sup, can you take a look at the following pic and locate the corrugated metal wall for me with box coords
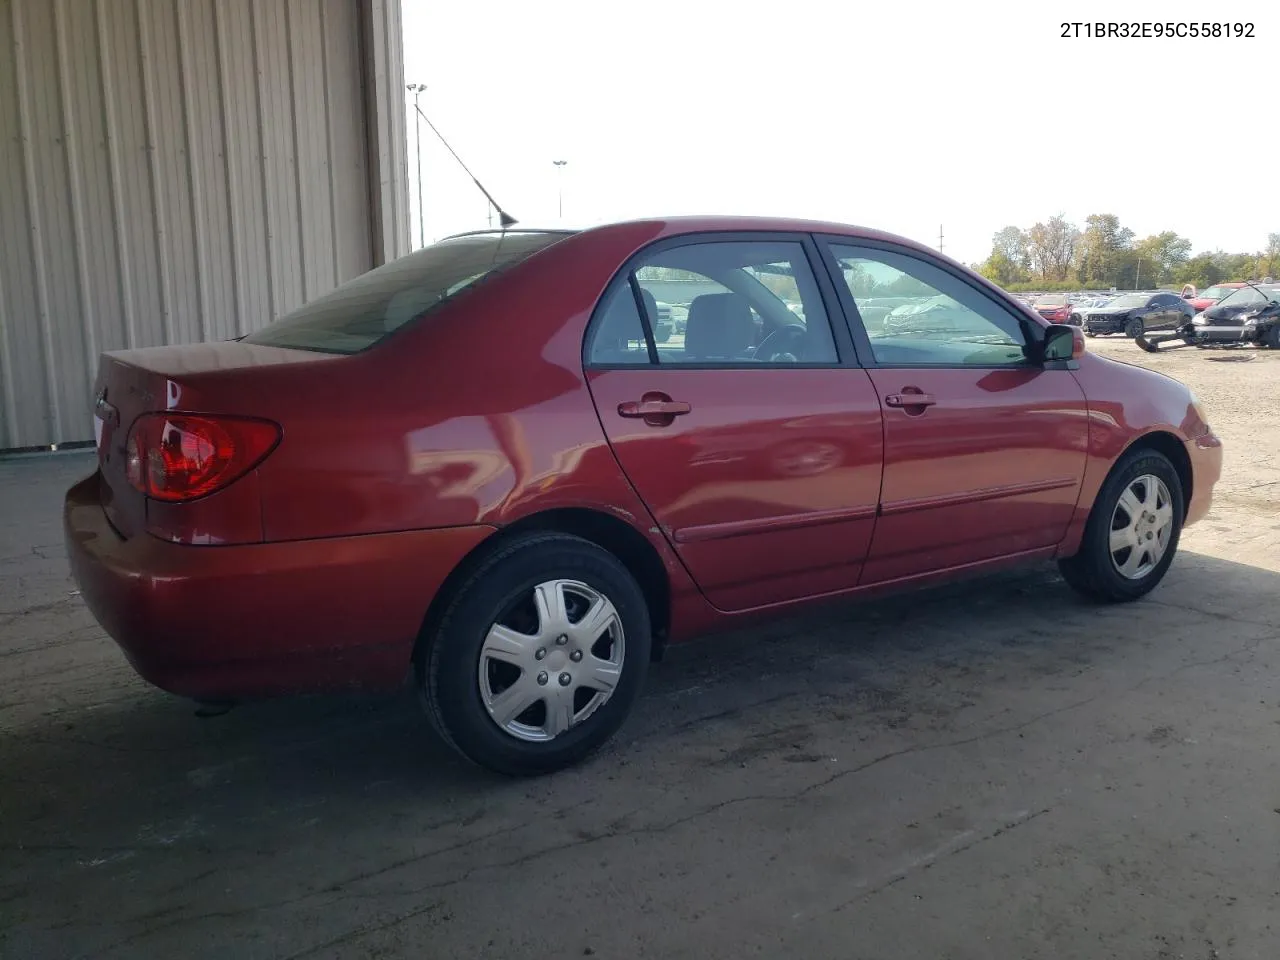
[0,0,408,450]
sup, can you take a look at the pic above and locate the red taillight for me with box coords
[125,414,280,502]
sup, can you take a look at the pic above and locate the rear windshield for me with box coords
[1034,295,1067,306]
[244,231,570,354]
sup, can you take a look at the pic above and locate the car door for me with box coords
[1143,294,1162,331]
[1156,293,1185,329]
[584,235,884,612]
[819,239,1089,584]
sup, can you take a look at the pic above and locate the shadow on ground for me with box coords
[3,539,1279,959]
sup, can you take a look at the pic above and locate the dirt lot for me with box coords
[2,337,1279,960]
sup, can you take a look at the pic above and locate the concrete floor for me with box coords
[3,338,1279,959]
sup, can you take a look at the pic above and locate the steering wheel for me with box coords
[754,323,808,363]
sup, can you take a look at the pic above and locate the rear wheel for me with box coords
[1125,318,1144,338]
[419,533,651,776]
[1084,330,1097,338]
[1058,449,1183,603]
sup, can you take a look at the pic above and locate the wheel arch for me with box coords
[413,508,671,667]
[1121,430,1193,518]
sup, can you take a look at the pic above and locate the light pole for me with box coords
[406,83,427,247]
[552,160,567,222]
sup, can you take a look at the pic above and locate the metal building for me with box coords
[0,0,409,451]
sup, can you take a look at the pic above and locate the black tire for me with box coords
[1125,318,1144,338]
[1084,330,1097,338]
[418,532,651,776]
[1058,449,1184,603]
[1264,324,1280,349]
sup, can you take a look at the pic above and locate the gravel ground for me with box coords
[2,336,1278,959]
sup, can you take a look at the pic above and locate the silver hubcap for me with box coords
[1109,474,1174,580]
[478,579,625,742]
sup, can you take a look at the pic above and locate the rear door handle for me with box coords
[617,399,691,418]
[884,393,936,408]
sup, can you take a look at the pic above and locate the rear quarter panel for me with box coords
[250,223,706,622]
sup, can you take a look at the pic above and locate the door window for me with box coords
[828,244,1033,367]
[586,283,653,365]
[587,241,840,366]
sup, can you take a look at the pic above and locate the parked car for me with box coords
[1185,283,1280,347]
[1081,291,1195,337]
[1070,296,1114,324]
[64,217,1222,776]
[1183,282,1247,313]
[882,294,998,338]
[1032,293,1077,325]
[652,301,674,342]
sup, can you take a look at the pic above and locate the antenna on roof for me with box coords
[412,102,517,229]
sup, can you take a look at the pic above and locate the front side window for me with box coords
[587,240,839,366]
[829,244,1031,367]
[246,232,569,354]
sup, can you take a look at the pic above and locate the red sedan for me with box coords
[65,217,1222,775]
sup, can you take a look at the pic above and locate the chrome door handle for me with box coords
[884,393,937,408]
[617,400,692,418]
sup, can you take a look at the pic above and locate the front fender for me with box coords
[1056,353,1201,557]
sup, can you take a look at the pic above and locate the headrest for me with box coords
[685,293,754,360]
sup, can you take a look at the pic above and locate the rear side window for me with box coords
[245,232,569,354]
[586,239,840,367]
[588,284,653,365]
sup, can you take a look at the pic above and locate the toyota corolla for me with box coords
[64,217,1222,775]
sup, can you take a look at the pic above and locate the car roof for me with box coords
[448,216,947,259]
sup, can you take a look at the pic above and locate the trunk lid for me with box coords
[92,341,339,538]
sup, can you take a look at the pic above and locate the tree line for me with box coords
[974,215,1280,292]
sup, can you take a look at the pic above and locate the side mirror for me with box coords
[1040,323,1083,364]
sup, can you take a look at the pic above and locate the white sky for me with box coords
[402,0,1276,265]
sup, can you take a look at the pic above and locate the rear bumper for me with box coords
[1184,433,1223,528]
[64,471,495,699]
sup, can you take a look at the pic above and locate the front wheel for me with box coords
[419,533,651,776]
[1085,330,1098,338]
[1264,324,1280,349]
[1125,318,1144,338]
[1058,449,1183,603]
